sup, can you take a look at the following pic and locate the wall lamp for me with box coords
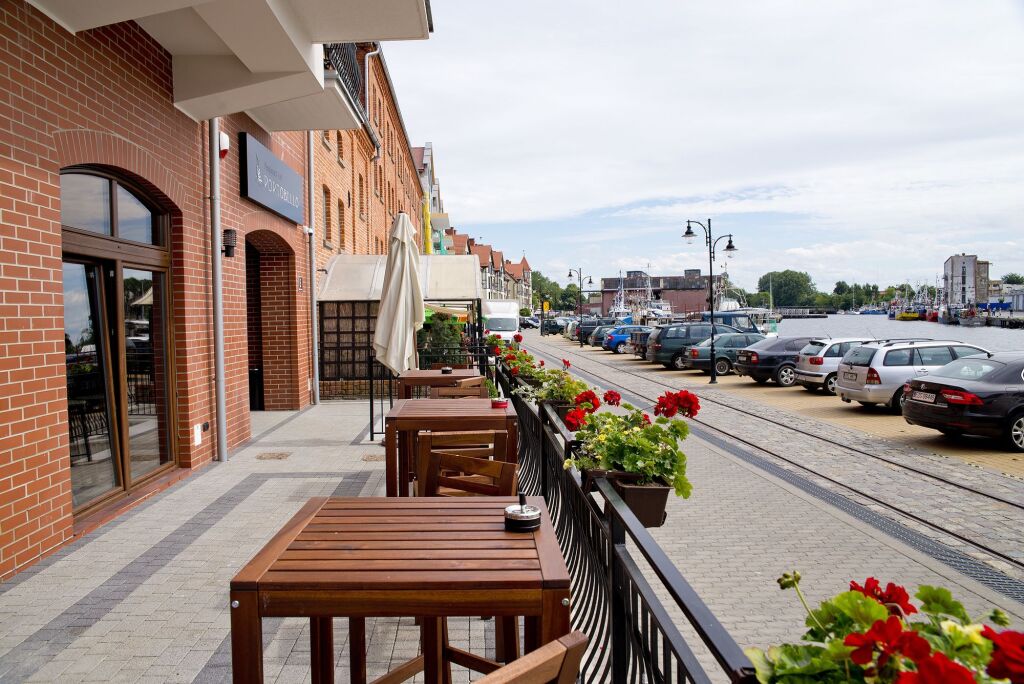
[222,228,238,258]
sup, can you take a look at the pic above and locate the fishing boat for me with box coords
[958,308,985,327]
[896,310,920,321]
[859,305,886,315]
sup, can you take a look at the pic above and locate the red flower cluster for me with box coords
[504,353,516,362]
[653,390,700,418]
[510,367,519,376]
[492,346,502,356]
[640,413,652,426]
[844,616,930,669]
[564,408,588,432]
[538,359,545,367]
[574,390,600,414]
[897,652,976,684]
[562,359,571,370]
[603,390,622,406]
[513,333,523,343]
[984,626,1024,683]
[850,577,918,616]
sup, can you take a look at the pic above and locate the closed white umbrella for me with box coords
[373,213,424,374]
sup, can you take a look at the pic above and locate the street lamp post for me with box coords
[683,219,737,384]
[568,268,593,348]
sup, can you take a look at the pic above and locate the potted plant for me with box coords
[746,571,1023,683]
[566,389,697,527]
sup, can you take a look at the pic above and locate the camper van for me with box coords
[482,300,521,342]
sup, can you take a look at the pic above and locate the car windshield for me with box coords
[843,346,877,366]
[486,318,517,331]
[930,358,1004,381]
[799,341,826,355]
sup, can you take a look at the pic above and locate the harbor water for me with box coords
[776,315,1023,352]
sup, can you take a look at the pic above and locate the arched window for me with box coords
[337,199,345,251]
[59,168,174,511]
[322,186,331,243]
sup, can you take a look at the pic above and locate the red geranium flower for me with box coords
[983,626,1024,683]
[603,390,622,406]
[850,578,918,616]
[574,390,601,414]
[564,408,588,432]
[539,359,545,367]
[513,333,523,343]
[510,367,519,376]
[654,393,678,417]
[504,353,516,362]
[562,359,571,370]
[844,616,930,668]
[492,346,502,355]
[896,652,976,684]
[640,413,651,425]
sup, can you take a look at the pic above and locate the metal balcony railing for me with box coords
[324,43,363,114]
[496,364,757,683]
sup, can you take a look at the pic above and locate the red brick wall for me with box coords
[0,1,311,579]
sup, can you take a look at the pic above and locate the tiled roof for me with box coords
[519,256,531,271]
[450,231,469,255]
[505,260,524,281]
[491,250,503,271]
[469,244,491,268]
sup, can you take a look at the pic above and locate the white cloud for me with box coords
[385,0,1024,289]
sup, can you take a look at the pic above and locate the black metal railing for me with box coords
[367,349,394,442]
[416,343,492,378]
[497,365,756,683]
[324,43,363,112]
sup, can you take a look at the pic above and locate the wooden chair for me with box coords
[430,385,489,398]
[476,632,588,684]
[420,450,517,498]
[455,375,486,388]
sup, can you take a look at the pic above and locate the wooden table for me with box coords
[230,496,571,684]
[396,368,480,399]
[384,399,518,497]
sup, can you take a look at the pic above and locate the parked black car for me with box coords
[576,318,618,343]
[646,322,740,369]
[734,336,816,386]
[519,316,539,329]
[588,325,617,347]
[541,319,565,335]
[902,352,1024,451]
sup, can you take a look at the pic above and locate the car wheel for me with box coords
[823,373,838,396]
[714,358,731,375]
[1006,412,1024,453]
[615,342,626,354]
[774,365,796,387]
[890,389,906,413]
[672,354,686,370]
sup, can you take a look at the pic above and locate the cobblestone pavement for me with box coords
[0,402,496,683]
[522,332,1024,637]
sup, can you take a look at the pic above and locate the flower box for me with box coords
[607,471,670,528]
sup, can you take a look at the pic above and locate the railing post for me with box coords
[539,405,549,499]
[368,351,375,440]
[608,509,629,683]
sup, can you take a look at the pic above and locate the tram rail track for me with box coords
[524,336,1024,579]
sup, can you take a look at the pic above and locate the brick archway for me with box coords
[245,229,300,411]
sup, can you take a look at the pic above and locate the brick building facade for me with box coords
[0,0,430,579]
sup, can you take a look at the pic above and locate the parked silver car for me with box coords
[836,339,988,411]
[794,337,874,395]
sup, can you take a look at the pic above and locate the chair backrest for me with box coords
[455,376,486,388]
[424,430,508,460]
[476,632,588,684]
[420,451,517,497]
[430,385,489,398]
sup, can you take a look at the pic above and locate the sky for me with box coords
[384,1,1024,293]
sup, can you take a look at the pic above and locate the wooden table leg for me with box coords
[421,617,445,684]
[349,618,366,684]
[506,416,519,464]
[385,423,397,497]
[540,589,571,644]
[310,617,334,684]
[494,616,519,663]
[523,616,540,654]
[230,590,263,683]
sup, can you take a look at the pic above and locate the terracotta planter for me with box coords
[607,472,670,528]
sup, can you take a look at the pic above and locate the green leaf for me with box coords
[744,648,776,684]
[915,585,970,623]
[831,591,888,627]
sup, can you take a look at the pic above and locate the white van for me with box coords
[482,300,521,342]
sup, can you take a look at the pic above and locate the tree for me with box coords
[1002,273,1024,285]
[559,283,581,312]
[756,270,818,307]
[519,307,531,317]
[531,271,563,309]
[833,281,850,296]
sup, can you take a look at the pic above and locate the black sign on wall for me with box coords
[238,133,304,224]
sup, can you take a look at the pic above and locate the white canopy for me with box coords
[317,253,483,302]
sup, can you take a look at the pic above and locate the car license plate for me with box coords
[911,390,936,403]
[843,372,857,381]
[738,353,747,362]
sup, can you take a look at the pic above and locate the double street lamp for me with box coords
[683,219,737,384]
[568,268,593,348]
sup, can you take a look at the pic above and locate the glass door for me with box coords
[63,261,122,509]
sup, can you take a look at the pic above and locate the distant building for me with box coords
[600,270,721,316]
[943,254,990,309]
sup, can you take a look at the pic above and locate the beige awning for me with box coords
[317,253,482,302]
